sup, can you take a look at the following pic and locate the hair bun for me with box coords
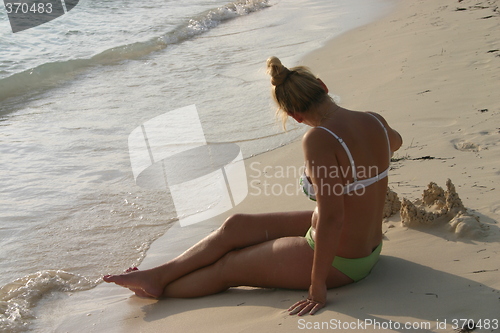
[267,56,291,86]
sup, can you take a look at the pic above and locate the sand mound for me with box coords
[448,211,489,238]
[399,179,488,238]
[383,187,401,218]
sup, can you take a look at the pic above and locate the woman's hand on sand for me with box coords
[288,284,327,316]
[288,298,325,316]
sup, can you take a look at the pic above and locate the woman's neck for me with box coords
[306,100,342,127]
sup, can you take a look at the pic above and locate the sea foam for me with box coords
[0,270,97,332]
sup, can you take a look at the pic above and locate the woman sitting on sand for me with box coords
[104,56,402,316]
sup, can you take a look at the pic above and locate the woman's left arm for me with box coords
[289,129,345,316]
[310,192,344,307]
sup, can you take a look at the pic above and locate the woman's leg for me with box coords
[162,236,353,298]
[104,211,313,297]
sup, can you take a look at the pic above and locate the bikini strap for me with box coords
[316,126,357,182]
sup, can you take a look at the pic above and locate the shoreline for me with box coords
[44,0,500,331]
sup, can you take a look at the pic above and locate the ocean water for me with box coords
[0,0,394,331]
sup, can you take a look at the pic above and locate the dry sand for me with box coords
[48,0,500,331]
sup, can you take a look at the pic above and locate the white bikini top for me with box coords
[300,113,391,200]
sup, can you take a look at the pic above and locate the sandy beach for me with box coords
[47,0,500,332]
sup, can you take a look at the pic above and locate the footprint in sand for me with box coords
[452,140,481,152]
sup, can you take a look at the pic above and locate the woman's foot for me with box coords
[120,267,150,297]
[103,267,164,298]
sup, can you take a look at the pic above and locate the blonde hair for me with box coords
[266,56,330,127]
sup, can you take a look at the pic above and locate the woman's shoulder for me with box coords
[362,111,403,153]
[303,125,329,141]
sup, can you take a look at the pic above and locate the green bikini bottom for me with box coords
[304,227,382,282]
